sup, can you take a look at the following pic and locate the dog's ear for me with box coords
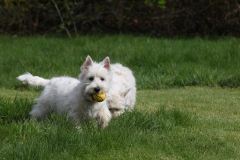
[103,57,110,70]
[122,88,131,97]
[81,55,93,72]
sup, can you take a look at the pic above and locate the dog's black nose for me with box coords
[94,87,101,93]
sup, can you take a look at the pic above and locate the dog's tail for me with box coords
[17,72,50,87]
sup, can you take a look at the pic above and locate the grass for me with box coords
[0,35,240,159]
[1,87,240,159]
[0,35,240,89]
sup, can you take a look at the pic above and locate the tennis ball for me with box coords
[92,93,106,102]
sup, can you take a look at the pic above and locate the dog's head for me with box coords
[79,55,112,102]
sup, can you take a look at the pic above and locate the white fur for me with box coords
[17,72,50,87]
[17,56,136,129]
[108,63,136,117]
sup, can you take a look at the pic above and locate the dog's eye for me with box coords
[100,77,105,81]
[89,77,94,81]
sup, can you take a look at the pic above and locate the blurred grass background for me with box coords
[1,35,240,89]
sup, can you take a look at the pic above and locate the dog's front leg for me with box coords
[96,107,112,130]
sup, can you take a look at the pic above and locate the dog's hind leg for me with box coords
[29,103,53,120]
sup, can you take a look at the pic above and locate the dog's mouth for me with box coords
[83,93,93,102]
[90,94,94,101]
[85,94,95,101]
[85,92,106,102]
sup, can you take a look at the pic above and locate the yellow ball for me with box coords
[92,93,106,102]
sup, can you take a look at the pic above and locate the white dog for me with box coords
[17,56,136,129]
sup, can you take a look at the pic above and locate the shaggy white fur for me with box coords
[17,56,136,129]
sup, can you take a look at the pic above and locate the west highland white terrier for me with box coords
[17,56,136,129]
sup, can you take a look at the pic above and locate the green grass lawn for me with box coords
[0,35,240,89]
[0,35,240,159]
[1,87,240,159]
